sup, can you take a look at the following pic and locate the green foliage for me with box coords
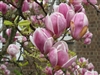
[19,61,28,67]
[4,20,13,26]
[14,16,19,25]
[14,70,22,75]
[18,20,31,26]
[68,50,76,57]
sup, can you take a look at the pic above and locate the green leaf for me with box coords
[19,61,28,67]
[18,20,31,26]
[14,16,19,24]
[14,70,22,75]
[68,50,76,56]
[4,20,13,26]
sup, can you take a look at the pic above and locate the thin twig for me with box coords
[87,0,100,15]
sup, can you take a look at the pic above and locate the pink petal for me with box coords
[57,13,66,37]
[48,48,58,67]
[62,56,77,68]
[57,50,69,66]
[32,28,48,53]
[66,9,75,28]
[44,37,54,54]
[45,15,54,33]
[58,3,70,18]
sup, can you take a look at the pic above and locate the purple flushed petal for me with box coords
[44,37,54,54]
[58,3,70,18]
[87,63,94,70]
[53,41,68,52]
[62,56,77,68]
[57,14,66,37]
[45,15,54,33]
[66,9,75,28]
[84,70,98,75]
[57,48,69,66]
[83,31,93,39]
[54,70,64,75]
[0,1,8,14]
[48,48,58,67]
[22,0,29,12]
[84,38,91,45]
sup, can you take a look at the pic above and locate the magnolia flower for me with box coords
[0,1,8,14]
[84,38,91,45]
[84,71,98,75]
[78,68,87,75]
[6,28,11,36]
[31,14,44,25]
[31,1,40,13]
[45,12,66,37]
[82,0,97,5]
[4,69,10,75]
[30,28,54,54]
[44,67,53,75]
[78,57,88,64]
[7,44,20,56]
[70,12,89,40]
[0,64,7,71]
[48,41,77,70]
[71,3,85,13]
[87,63,94,70]
[56,3,75,28]
[83,31,93,39]
[83,31,93,44]
[22,0,29,12]
[54,70,64,75]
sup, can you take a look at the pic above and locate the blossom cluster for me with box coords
[29,0,97,74]
[0,63,10,75]
[0,0,99,75]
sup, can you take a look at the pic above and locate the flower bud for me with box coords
[0,1,8,14]
[4,69,10,75]
[0,64,7,71]
[70,12,88,40]
[22,0,29,12]
[7,44,20,56]
[84,38,91,45]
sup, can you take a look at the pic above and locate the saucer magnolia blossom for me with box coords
[83,31,93,44]
[56,3,75,28]
[7,44,20,56]
[84,71,98,75]
[48,41,77,70]
[0,1,8,14]
[30,28,54,54]
[70,12,89,40]
[22,0,29,12]
[45,12,66,37]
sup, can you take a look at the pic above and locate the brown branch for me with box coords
[34,0,47,15]
[87,0,100,15]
